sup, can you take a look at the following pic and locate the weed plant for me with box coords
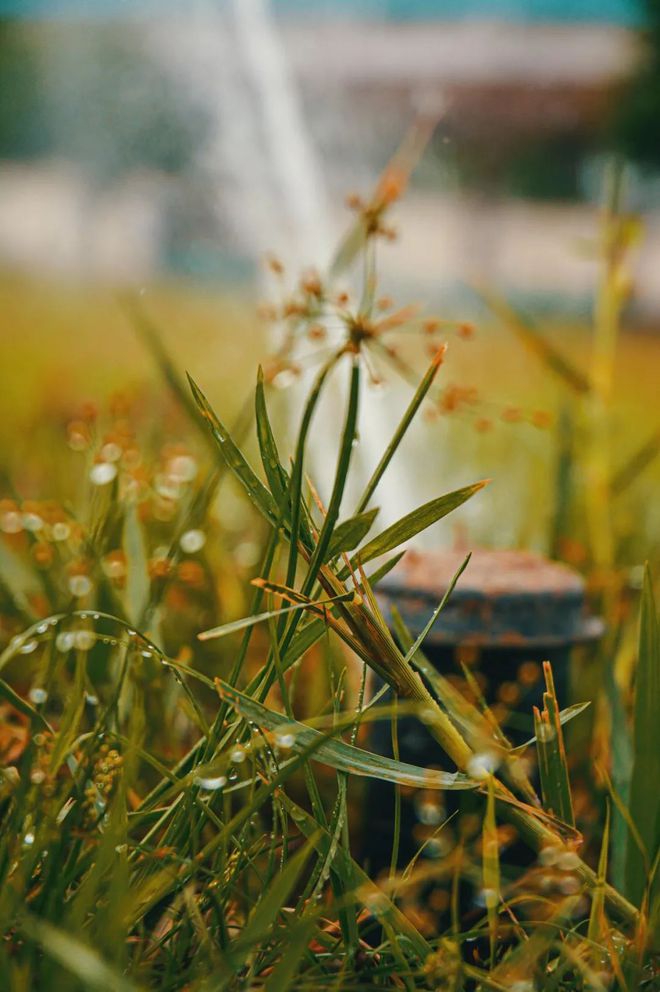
[0,136,658,990]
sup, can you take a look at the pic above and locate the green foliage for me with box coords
[0,159,656,991]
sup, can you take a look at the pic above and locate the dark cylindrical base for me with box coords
[364,644,571,921]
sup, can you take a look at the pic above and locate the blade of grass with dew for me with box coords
[511,701,591,752]
[255,365,290,512]
[300,357,360,594]
[198,591,353,642]
[390,604,501,753]
[215,679,477,791]
[187,373,279,527]
[483,774,501,964]
[625,563,660,908]
[356,345,446,514]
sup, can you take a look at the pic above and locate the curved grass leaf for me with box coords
[187,374,278,527]
[625,563,660,907]
[19,914,141,992]
[325,507,379,562]
[512,701,591,753]
[356,347,446,514]
[349,480,488,570]
[198,591,352,642]
[215,680,477,791]
[255,366,290,511]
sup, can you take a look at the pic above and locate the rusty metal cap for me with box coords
[377,549,604,648]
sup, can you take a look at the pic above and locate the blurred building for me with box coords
[1,0,659,315]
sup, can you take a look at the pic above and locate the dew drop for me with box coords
[467,751,499,780]
[414,796,444,826]
[23,513,44,532]
[23,831,35,847]
[85,692,99,706]
[90,462,117,486]
[557,850,580,871]
[19,639,39,655]
[179,529,206,554]
[52,522,71,541]
[73,630,96,651]
[539,845,560,867]
[69,575,93,598]
[56,632,75,653]
[30,769,46,785]
[168,455,198,482]
[537,723,556,743]
[35,622,49,635]
[0,511,23,534]
[230,745,246,764]
[275,732,295,750]
[28,687,48,705]
[100,442,122,463]
[193,774,227,791]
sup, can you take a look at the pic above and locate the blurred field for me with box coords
[2,268,657,558]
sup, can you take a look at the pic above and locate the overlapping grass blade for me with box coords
[19,914,141,992]
[625,563,660,907]
[534,662,575,827]
[356,346,446,514]
[347,480,488,571]
[215,679,477,790]
[483,775,501,963]
[198,591,352,642]
[325,507,379,561]
[255,365,290,511]
[187,373,279,527]
[478,289,590,394]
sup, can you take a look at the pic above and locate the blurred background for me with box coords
[0,0,659,559]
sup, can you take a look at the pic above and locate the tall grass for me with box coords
[0,144,658,990]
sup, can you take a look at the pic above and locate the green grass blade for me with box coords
[403,553,471,663]
[224,834,319,976]
[198,591,351,642]
[216,680,477,790]
[277,792,432,962]
[588,801,610,943]
[356,347,446,514]
[478,289,590,394]
[122,502,150,627]
[325,507,379,562]
[255,365,290,510]
[534,663,575,826]
[187,373,279,527]
[301,357,360,592]
[19,914,142,992]
[625,563,660,907]
[350,480,488,570]
[483,775,500,963]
